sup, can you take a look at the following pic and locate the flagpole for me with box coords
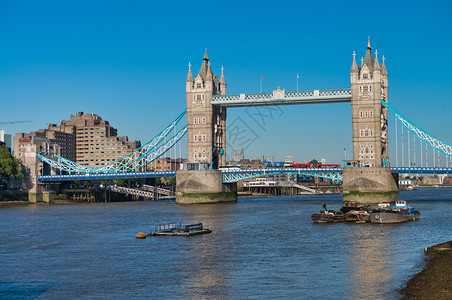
[297,74,298,92]
[260,76,262,93]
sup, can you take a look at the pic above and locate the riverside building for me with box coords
[14,112,140,169]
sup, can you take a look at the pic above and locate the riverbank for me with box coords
[401,240,452,299]
[0,190,28,202]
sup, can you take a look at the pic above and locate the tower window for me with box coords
[363,73,368,79]
[197,83,201,88]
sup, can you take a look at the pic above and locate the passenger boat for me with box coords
[147,222,212,236]
[370,201,420,224]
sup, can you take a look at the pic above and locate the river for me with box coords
[1,187,452,299]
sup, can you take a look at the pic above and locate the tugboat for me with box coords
[370,201,420,224]
[147,222,212,236]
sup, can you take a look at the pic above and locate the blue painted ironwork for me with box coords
[38,171,176,181]
[37,110,187,174]
[222,168,344,183]
[391,167,452,174]
[211,88,351,107]
[383,99,452,157]
[37,166,452,182]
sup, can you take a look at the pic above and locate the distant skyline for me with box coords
[1,1,452,164]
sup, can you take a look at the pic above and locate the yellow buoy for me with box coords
[136,232,146,239]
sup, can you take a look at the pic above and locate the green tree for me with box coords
[0,148,23,180]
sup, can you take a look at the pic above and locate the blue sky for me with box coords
[1,0,451,164]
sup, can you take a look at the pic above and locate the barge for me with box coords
[147,222,212,236]
[370,201,420,224]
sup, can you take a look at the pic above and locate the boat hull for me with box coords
[370,211,420,224]
[344,211,370,222]
[311,211,345,223]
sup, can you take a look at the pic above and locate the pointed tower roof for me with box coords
[220,66,226,84]
[362,38,374,73]
[373,50,380,71]
[206,61,213,81]
[351,51,359,73]
[381,55,387,74]
[197,49,209,81]
[186,62,193,82]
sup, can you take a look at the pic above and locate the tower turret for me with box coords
[186,62,193,91]
[220,66,227,95]
[373,50,380,71]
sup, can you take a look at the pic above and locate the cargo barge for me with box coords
[147,222,212,236]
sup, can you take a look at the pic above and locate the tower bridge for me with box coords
[36,41,452,205]
[177,41,396,204]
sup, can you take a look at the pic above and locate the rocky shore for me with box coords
[401,241,452,299]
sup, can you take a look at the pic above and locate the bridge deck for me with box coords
[37,167,452,182]
[211,88,351,107]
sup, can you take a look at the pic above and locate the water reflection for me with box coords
[346,224,395,299]
[177,203,234,298]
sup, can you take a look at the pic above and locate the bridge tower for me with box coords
[176,51,236,204]
[185,51,227,169]
[343,40,399,205]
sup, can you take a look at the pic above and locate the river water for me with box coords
[1,188,452,299]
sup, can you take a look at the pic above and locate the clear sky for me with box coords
[1,0,451,164]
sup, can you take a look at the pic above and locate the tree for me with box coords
[0,148,23,180]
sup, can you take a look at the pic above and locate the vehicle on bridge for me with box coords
[292,162,340,169]
[219,165,242,171]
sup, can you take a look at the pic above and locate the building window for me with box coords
[197,95,202,101]
[202,118,206,124]
[363,86,369,93]
[360,111,363,118]
[197,83,201,89]
[363,73,368,79]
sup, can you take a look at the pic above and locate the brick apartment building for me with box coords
[14,112,140,168]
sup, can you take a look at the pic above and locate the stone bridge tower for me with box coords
[343,40,399,205]
[185,51,227,170]
[176,51,236,204]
